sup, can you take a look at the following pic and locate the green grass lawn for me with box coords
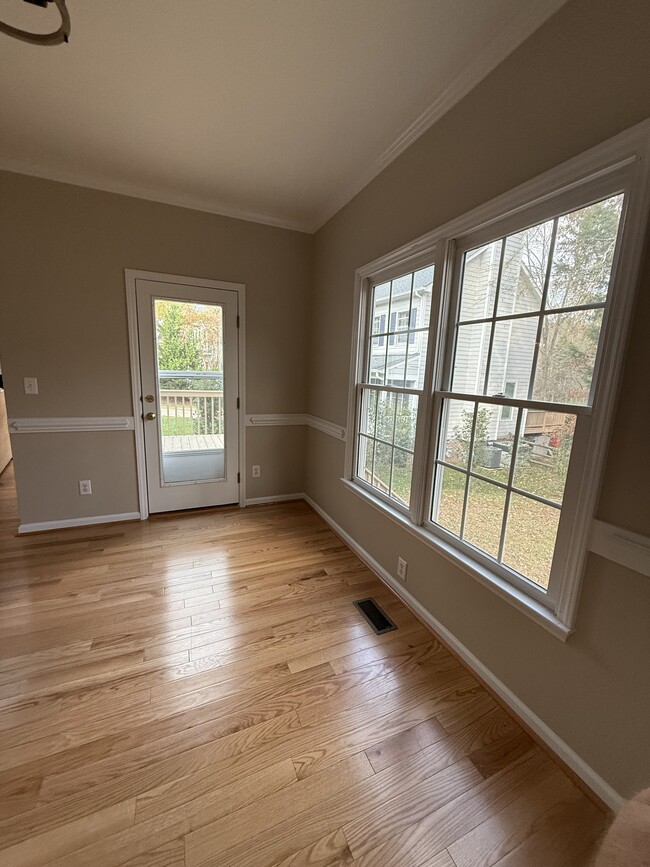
[161,416,196,436]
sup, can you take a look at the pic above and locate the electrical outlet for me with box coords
[79,480,92,496]
[397,557,408,582]
[24,377,38,395]
[252,465,261,478]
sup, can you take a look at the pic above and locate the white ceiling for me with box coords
[0,0,566,232]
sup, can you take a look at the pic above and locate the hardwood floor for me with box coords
[0,462,609,866]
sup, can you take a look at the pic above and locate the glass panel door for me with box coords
[154,299,225,484]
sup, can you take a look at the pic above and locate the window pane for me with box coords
[496,221,552,316]
[413,264,434,334]
[391,449,413,507]
[373,441,392,495]
[359,387,377,436]
[459,240,502,322]
[388,274,413,334]
[486,316,538,398]
[408,330,429,390]
[371,282,390,331]
[439,399,475,469]
[394,394,418,451]
[503,494,560,589]
[514,412,576,504]
[470,403,516,485]
[532,308,603,404]
[452,322,491,393]
[357,435,374,484]
[369,337,388,385]
[546,195,623,310]
[463,478,506,559]
[375,390,396,442]
[434,465,466,536]
[386,339,409,388]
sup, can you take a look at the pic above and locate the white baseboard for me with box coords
[245,492,306,506]
[18,512,141,534]
[303,493,623,811]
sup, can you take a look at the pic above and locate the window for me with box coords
[346,128,649,635]
[501,382,516,419]
[357,267,434,508]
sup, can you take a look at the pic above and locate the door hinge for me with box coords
[237,472,241,483]
[237,397,240,409]
[236,315,240,329]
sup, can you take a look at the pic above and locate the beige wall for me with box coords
[306,0,650,797]
[0,174,311,522]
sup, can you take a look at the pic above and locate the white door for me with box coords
[135,278,240,512]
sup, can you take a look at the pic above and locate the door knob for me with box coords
[145,412,157,421]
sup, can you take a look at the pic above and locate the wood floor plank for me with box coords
[0,465,609,867]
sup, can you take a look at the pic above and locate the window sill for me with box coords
[340,477,571,641]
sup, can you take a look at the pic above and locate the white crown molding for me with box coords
[311,0,568,230]
[0,158,311,234]
[18,512,141,534]
[8,417,135,433]
[246,413,346,440]
[303,492,623,811]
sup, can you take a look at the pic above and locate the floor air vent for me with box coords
[353,597,397,635]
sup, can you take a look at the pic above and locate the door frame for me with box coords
[125,269,246,519]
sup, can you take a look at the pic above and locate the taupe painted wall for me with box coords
[0,174,311,522]
[306,0,650,797]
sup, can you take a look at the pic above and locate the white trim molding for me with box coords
[312,0,568,229]
[246,413,307,427]
[304,493,624,812]
[246,413,346,441]
[0,157,309,234]
[589,519,650,578]
[18,512,141,534]
[245,492,305,506]
[8,417,135,433]
[124,268,248,519]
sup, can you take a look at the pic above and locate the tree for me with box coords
[156,301,203,377]
[526,197,622,403]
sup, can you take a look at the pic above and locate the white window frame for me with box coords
[344,121,650,639]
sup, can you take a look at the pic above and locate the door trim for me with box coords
[125,269,246,519]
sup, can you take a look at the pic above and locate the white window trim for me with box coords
[344,120,650,638]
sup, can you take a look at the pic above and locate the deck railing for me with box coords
[158,371,224,436]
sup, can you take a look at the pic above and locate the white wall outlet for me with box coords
[252,465,261,478]
[397,557,408,582]
[79,480,92,496]
[24,377,38,395]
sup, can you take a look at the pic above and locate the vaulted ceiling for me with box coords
[0,0,566,231]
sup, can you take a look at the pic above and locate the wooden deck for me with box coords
[0,461,610,866]
[162,434,224,453]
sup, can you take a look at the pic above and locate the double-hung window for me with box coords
[346,128,650,636]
